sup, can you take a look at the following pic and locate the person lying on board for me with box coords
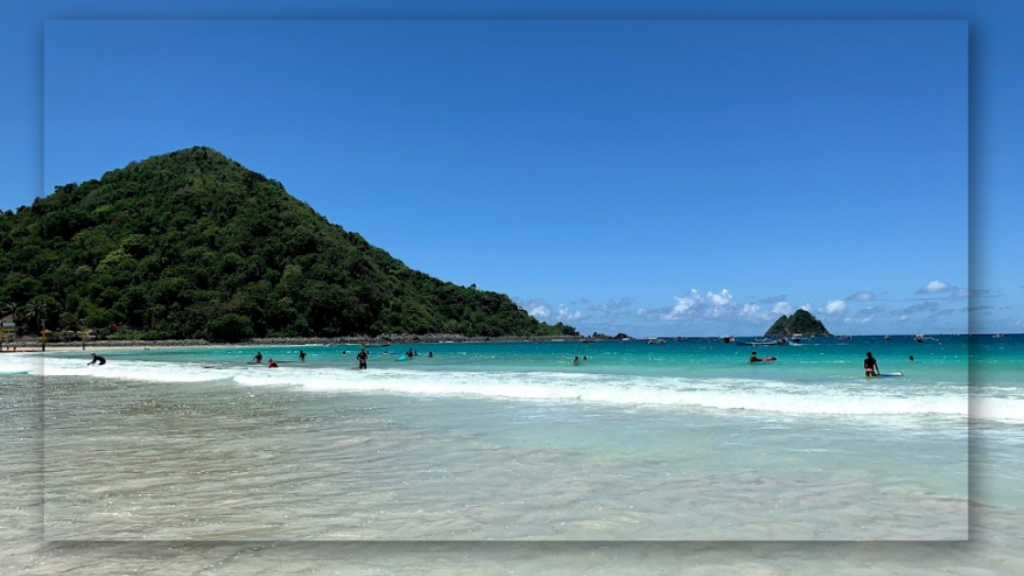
[750,351,776,363]
[87,353,106,366]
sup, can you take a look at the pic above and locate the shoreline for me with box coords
[1,333,615,353]
[1,331,998,354]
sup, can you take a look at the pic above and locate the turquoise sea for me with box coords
[2,334,1021,573]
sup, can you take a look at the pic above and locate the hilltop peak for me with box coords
[3,149,578,340]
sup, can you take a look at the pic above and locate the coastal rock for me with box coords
[764,310,830,337]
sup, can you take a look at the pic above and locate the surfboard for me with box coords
[879,372,904,378]
[396,354,408,361]
[0,370,31,375]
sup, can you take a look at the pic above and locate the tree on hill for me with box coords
[0,146,578,341]
[764,309,830,337]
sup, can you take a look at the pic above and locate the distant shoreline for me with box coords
[1,332,1000,354]
[2,333,620,353]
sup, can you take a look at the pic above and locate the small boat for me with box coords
[721,336,735,344]
[993,333,1007,339]
[647,338,666,345]
[884,335,891,340]
[741,337,787,346]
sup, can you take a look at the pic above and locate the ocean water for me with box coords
[2,335,1022,573]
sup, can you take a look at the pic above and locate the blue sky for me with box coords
[3,2,1020,336]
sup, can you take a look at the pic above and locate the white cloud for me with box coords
[587,297,634,313]
[704,289,737,319]
[662,290,701,320]
[843,306,883,325]
[557,304,581,321]
[661,289,738,320]
[707,289,733,307]
[800,303,813,312]
[953,287,988,298]
[740,300,790,322]
[843,315,873,325]
[635,308,647,317]
[528,304,550,319]
[739,303,768,321]
[846,291,875,301]
[896,301,941,316]
[755,295,788,305]
[823,300,847,315]
[917,280,952,294]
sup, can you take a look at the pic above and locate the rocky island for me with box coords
[764,309,830,338]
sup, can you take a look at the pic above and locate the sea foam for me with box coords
[11,355,1011,423]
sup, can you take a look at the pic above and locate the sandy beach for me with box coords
[2,336,1020,574]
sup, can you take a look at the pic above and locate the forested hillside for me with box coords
[0,147,577,340]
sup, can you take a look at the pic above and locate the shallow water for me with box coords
[2,335,1022,572]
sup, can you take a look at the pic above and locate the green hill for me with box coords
[0,147,578,340]
[764,309,830,337]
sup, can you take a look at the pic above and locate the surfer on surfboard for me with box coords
[750,351,776,363]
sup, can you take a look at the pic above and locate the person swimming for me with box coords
[572,356,580,366]
[268,359,279,368]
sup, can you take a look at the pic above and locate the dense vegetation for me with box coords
[764,309,830,337]
[0,147,578,340]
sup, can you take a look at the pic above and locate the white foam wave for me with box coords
[34,357,229,383]
[233,367,973,420]
[22,356,1017,423]
[970,397,1024,423]
[0,353,44,374]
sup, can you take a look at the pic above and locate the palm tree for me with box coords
[21,296,57,336]
[0,302,14,350]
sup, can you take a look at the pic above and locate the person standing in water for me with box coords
[299,349,306,362]
[253,351,263,364]
[864,352,880,377]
